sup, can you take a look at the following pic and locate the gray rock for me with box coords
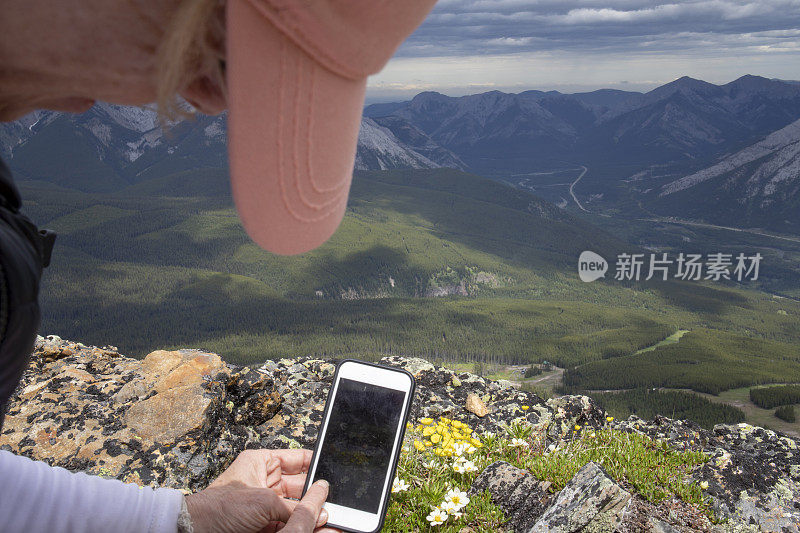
[648,517,680,533]
[721,487,800,533]
[471,461,552,533]
[529,462,631,533]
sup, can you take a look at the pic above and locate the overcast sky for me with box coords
[365,0,800,103]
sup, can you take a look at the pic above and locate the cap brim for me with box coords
[227,0,366,255]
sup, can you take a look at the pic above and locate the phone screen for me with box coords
[312,377,406,513]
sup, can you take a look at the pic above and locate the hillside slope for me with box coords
[651,118,800,231]
[14,165,800,406]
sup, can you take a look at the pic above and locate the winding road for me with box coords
[569,165,589,212]
[641,217,800,244]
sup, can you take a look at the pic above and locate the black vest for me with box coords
[0,157,55,430]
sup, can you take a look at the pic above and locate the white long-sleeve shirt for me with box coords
[0,450,183,533]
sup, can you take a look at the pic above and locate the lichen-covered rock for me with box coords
[471,461,551,532]
[529,462,631,533]
[2,336,800,533]
[0,338,272,489]
[545,395,608,440]
[380,356,547,435]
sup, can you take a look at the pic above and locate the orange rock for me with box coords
[60,367,95,383]
[466,393,490,418]
[141,350,185,378]
[125,386,213,444]
[155,353,225,393]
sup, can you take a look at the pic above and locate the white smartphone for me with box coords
[302,360,415,533]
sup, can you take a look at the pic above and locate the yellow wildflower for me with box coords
[414,440,425,452]
[420,418,434,425]
[425,440,433,447]
[521,405,530,411]
[423,426,435,437]
[431,433,442,444]
[574,425,582,431]
[606,416,614,422]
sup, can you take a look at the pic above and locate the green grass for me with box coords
[524,430,708,507]
[386,415,712,531]
[634,329,689,354]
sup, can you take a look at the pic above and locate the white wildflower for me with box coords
[459,460,477,473]
[426,508,448,526]
[391,477,409,493]
[452,442,468,457]
[443,488,470,511]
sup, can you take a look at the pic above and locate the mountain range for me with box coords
[0,104,453,194]
[2,74,800,231]
[365,75,800,173]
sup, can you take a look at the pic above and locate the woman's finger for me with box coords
[272,449,313,475]
[280,480,329,532]
[279,473,308,499]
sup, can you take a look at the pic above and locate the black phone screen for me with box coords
[312,377,406,513]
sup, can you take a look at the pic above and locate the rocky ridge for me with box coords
[1,336,799,532]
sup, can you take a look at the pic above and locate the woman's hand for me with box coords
[185,449,337,533]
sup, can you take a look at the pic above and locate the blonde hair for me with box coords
[155,0,227,122]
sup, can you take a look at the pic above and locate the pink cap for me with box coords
[226,0,437,255]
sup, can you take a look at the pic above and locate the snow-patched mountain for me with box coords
[368,115,466,170]
[651,118,800,230]
[660,119,800,196]
[0,105,447,192]
[355,118,440,170]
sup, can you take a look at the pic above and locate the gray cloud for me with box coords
[396,0,800,57]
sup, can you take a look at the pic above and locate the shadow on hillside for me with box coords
[45,290,432,361]
[303,245,419,298]
[646,279,750,315]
